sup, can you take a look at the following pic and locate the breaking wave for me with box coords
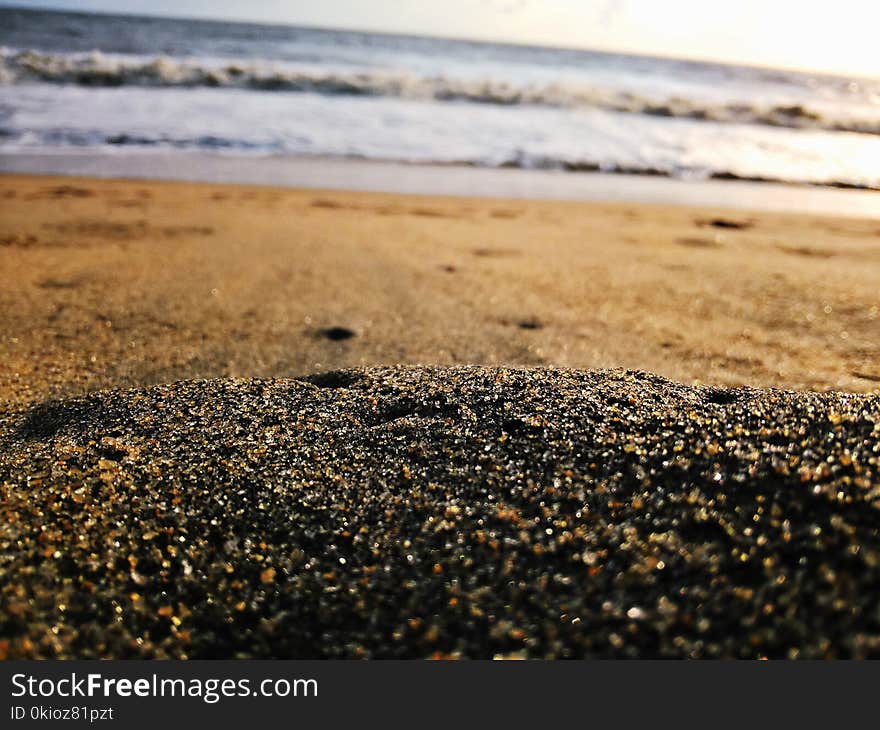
[4,49,880,137]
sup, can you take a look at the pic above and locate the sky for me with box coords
[2,0,879,77]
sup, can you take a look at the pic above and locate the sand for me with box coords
[1,367,878,659]
[1,174,880,659]
[1,174,879,406]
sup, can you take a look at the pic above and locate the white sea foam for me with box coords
[3,84,879,190]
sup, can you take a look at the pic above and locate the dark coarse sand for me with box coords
[1,367,879,659]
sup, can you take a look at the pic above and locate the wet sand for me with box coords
[6,152,880,218]
[1,174,879,659]
[1,174,879,406]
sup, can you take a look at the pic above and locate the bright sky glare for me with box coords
[3,0,879,77]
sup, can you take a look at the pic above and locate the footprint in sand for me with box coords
[777,245,834,259]
[0,233,39,248]
[37,277,86,290]
[676,237,722,249]
[852,371,880,383]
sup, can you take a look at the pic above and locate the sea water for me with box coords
[2,7,879,190]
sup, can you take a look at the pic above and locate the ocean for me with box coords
[2,6,880,191]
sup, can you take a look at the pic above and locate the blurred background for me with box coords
[1,1,879,200]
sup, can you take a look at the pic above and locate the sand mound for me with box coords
[1,367,879,658]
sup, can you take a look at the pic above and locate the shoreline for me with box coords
[2,152,880,219]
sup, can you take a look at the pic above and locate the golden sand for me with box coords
[1,174,878,405]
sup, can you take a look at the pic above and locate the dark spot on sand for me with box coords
[441,265,457,273]
[703,388,739,405]
[518,319,543,330]
[319,326,356,342]
[777,245,834,259]
[302,371,363,389]
[410,208,453,218]
[37,277,84,290]
[700,218,751,230]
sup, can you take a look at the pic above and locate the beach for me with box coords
[1,172,879,658]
